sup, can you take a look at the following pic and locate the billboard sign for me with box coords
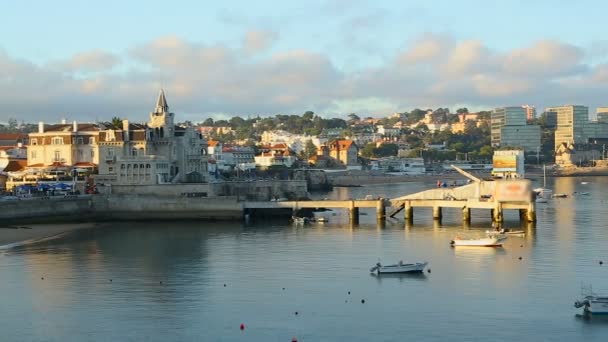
[493,155,517,172]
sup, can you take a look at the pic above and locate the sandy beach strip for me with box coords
[0,222,97,248]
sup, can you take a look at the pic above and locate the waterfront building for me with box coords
[546,105,589,147]
[328,139,358,166]
[26,121,101,172]
[95,90,209,185]
[491,107,541,152]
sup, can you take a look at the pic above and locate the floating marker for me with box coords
[294,311,298,315]
[240,323,245,330]
[600,261,604,265]
[361,299,365,304]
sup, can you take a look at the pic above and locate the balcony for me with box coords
[105,155,116,163]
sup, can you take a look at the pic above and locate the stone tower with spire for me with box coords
[148,89,174,138]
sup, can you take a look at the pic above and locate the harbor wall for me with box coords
[0,196,94,222]
[1,195,244,222]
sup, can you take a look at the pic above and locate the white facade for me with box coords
[261,130,325,153]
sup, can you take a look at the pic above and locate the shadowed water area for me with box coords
[1,177,608,341]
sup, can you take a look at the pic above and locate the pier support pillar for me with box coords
[462,207,471,224]
[404,202,413,223]
[526,201,536,223]
[432,206,442,221]
[376,199,386,221]
[349,201,359,224]
[492,204,503,223]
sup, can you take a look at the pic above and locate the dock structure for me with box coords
[390,166,535,224]
[244,166,536,225]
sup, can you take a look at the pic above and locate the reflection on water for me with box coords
[1,177,608,341]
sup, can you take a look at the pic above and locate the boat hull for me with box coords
[451,238,502,247]
[372,262,427,274]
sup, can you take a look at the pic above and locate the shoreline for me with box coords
[0,222,97,249]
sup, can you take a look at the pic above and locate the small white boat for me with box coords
[575,285,608,315]
[370,261,427,274]
[552,193,568,198]
[451,236,502,247]
[311,216,329,223]
[581,182,589,185]
[292,216,307,224]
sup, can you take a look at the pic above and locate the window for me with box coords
[31,151,37,159]
[121,164,126,169]
[77,150,83,159]
[31,138,37,146]
[132,148,137,156]
[91,150,95,158]
[52,137,63,145]
[76,137,84,144]
[54,151,61,161]
[109,167,114,172]
[89,137,96,145]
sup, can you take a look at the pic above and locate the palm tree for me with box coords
[111,116,122,129]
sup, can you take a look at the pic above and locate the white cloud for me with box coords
[1,32,608,122]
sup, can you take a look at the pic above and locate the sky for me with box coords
[2,0,608,123]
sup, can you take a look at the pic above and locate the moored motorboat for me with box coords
[552,193,568,198]
[450,236,502,247]
[575,285,608,315]
[370,261,428,274]
[292,216,307,224]
[311,216,329,223]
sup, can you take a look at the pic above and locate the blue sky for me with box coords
[2,0,608,122]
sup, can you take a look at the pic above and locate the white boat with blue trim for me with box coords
[370,261,428,274]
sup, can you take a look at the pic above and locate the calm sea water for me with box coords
[2,177,608,341]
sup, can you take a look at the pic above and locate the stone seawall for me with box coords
[1,195,244,222]
[0,196,95,222]
[92,195,243,220]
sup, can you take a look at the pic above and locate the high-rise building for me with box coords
[546,105,588,147]
[491,107,540,152]
[596,107,608,123]
[522,105,536,121]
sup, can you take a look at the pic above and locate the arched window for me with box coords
[132,148,137,156]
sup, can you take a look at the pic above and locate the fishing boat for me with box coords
[450,236,502,247]
[370,261,428,274]
[574,285,608,315]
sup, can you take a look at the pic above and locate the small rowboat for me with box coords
[450,237,502,247]
[370,261,427,274]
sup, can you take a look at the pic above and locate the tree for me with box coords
[456,107,469,114]
[202,118,214,126]
[229,116,246,128]
[7,118,18,130]
[375,143,398,157]
[111,116,122,129]
[303,139,318,159]
[347,113,360,123]
[360,143,376,158]
[303,111,314,121]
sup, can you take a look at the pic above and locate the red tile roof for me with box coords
[3,160,27,172]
